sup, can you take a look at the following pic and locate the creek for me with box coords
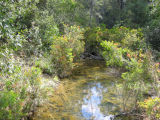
[33,60,136,120]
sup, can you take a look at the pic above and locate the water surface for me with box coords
[33,60,135,120]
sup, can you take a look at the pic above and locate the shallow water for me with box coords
[33,60,135,120]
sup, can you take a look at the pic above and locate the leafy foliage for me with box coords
[122,0,149,28]
[145,0,160,51]
[0,63,42,119]
[84,27,103,54]
[101,41,125,67]
[51,25,84,78]
[100,27,160,112]
[139,97,160,120]
[0,0,160,119]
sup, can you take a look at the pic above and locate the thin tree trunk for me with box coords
[89,0,93,27]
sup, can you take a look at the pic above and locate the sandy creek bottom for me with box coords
[33,60,136,120]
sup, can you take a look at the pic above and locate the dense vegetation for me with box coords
[0,0,160,119]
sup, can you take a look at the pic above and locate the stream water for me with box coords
[33,60,136,120]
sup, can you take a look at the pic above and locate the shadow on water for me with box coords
[33,60,136,120]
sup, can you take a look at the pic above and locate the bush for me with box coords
[103,26,129,43]
[0,0,41,56]
[35,11,59,52]
[84,27,103,54]
[121,29,145,50]
[100,27,160,112]
[100,27,145,67]
[139,97,160,120]
[0,90,23,120]
[83,26,144,55]
[0,60,42,120]
[101,41,125,67]
[35,55,54,75]
[51,25,84,78]
[101,40,150,90]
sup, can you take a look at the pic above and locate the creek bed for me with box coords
[33,60,136,120]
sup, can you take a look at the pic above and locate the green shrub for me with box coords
[35,11,59,52]
[104,27,144,50]
[101,41,125,67]
[51,25,84,78]
[83,26,143,55]
[0,62,42,120]
[35,55,54,75]
[103,26,130,43]
[100,27,160,111]
[0,0,40,55]
[0,90,23,120]
[121,29,145,50]
[84,27,103,54]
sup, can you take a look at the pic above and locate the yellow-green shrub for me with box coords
[139,97,160,120]
[35,55,54,75]
[104,26,129,43]
[83,26,143,55]
[100,27,159,112]
[0,64,42,120]
[51,25,84,78]
[121,29,145,50]
[101,41,125,67]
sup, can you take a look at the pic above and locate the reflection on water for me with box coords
[33,60,134,120]
[81,83,114,120]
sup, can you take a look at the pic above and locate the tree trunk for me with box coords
[89,0,94,27]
